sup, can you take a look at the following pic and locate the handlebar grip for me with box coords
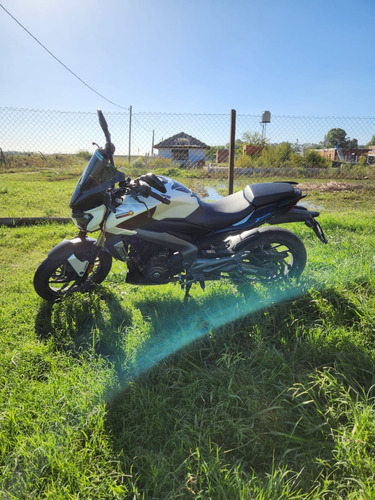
[149,190,171,204]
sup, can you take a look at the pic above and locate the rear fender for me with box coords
[269,205,318,224]
[269,205,327,243]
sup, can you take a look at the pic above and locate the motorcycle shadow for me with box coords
[34,278,370,379]
[33,279,289,378]
[104,282,375,488]
[34,287,133,370]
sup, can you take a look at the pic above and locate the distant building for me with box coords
[154,132,210,167]
[315,147,370,164]
[216,149,229,163]
[368,145,375,164]
[243,145,264,156]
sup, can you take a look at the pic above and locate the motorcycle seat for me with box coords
[248,182,301,207]
[186,186,252,230]
[187,183,300,230]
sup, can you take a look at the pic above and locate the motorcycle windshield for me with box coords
[70,150,124,210]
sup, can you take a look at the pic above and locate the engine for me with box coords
[143,253,171,283]
[126,238,183,285]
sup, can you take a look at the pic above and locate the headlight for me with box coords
[71,212,93,230]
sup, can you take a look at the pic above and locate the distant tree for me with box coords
[324,128,349,148]
[366,135,375,147]
[348,138,358,149]
[242,131,268,146]
[309,142,324,150]
[224,138,244,156]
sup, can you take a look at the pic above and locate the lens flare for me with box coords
[125,278,311,380]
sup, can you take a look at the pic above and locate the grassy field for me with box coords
[1,163,375,498]
[2,154,375,217]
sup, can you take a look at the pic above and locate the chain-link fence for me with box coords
[1,106,375,218]
[1,106,375,160]
[0,107,233,161]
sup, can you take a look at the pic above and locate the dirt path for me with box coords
[298,181,367,192]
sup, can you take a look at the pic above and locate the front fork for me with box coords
[70,205,112,282]
[72,227,106,282]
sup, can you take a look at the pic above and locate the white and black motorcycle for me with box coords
[34,109,327,302]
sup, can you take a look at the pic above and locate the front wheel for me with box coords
[234,227,307,282]
[33,251,112,301]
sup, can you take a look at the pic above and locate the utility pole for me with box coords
[128,105,132,165]
[0,148,6,166]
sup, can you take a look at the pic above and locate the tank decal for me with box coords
[115,210,134,219]
[116,207,157,230]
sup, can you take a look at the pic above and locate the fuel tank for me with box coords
[105,176,200,235]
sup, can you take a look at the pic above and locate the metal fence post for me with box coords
[228,109,236,195]
[128,105,132,165]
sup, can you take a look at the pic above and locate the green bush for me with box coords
[357,155,368,167]
[301,149,330,169]
[148,157,174,170]
[75,150,92,162]
[257,142,295,167]
[5,153,76,172]
[131,157,146,169]
[235,154,258,168]
[152,166,208,179]
[8,154,44,170]
[235,145,332,170]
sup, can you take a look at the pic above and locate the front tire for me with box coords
[234,227,307,282]
[34,251,112,301]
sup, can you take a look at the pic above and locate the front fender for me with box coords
[48,236,97,263]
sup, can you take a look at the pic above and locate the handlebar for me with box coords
[95,111,171,206]
[148,189,171,204]
[116,179,171,205]
[136,180,170,204]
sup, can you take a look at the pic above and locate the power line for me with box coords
[0,3,129,111]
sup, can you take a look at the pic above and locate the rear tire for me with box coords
[234,227,307,282]
[34,251,112,301]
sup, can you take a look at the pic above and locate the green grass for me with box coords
[2,154,375,217]
[1,170,375,497]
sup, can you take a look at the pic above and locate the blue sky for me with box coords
[1,0,374,116]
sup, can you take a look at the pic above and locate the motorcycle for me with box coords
[33,109,327,302]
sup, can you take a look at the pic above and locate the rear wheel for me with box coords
[234,227,307,282]
[33,251,112,301]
